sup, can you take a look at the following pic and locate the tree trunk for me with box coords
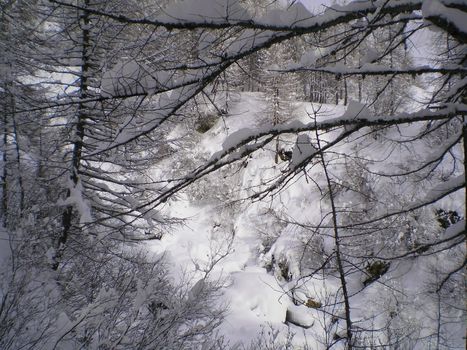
[343,77,348,106]
[12,113,24,217]
[54,0,91,270]
[315,122,353,349]
[2,99,8,227]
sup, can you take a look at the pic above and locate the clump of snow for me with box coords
[422,0,467,37]
[423,174,465,204]
[286,303,315,328]
[221,127,255,151]
[58,178,92,225]
[341,99,371,119]
[259,2,313,27]
[226,29,283,56]
[160,0,251,23]
[282,2,314,25]
[361,47,379,64]
[291,133,316,168]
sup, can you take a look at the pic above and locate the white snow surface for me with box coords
[147,92,465,348]
[422,0,467,35]
[147,93,347,346]
[161,0,251,23]
[291,133,316,168]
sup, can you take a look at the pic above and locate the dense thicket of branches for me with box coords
[0,0,465,349]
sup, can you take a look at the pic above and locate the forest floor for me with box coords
[147,93,349,347]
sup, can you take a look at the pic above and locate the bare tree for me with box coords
[2,0,465,348]
[62,1,463,348]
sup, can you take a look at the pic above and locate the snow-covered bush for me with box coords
[0,228,227,350]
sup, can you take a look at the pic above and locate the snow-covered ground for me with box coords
[147,92,350,347]
[146,91,465,349]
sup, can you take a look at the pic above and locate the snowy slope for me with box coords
[147,92,350,347]
[147,91,464,349]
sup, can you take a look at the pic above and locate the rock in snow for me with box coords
[285,304,315,329]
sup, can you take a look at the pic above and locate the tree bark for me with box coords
[314,118,353,349]
[54,0,90,270]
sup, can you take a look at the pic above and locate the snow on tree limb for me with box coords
[285,65,467,77]
[422,0,467,44]
[49,0,423,33]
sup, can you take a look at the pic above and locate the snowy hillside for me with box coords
[1,1,465,349]
[147,92,464,348]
